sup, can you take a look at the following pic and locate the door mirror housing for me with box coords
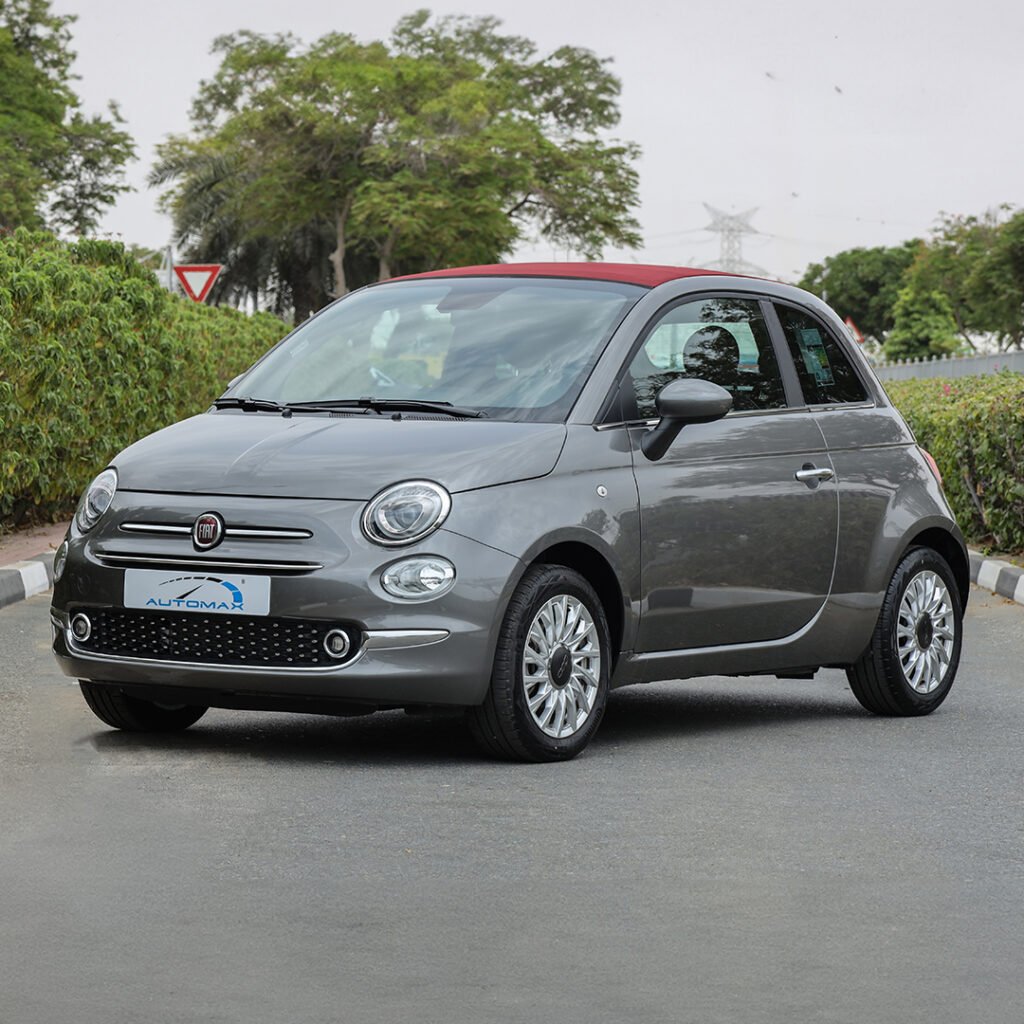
[640,378,733,461]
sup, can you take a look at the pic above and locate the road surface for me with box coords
[2,589,1022,1023]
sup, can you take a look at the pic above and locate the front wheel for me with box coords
[847,547,963,716]
[80,681,208,732]
[467,565,611,762]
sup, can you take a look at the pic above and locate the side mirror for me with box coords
[640,378,733,461]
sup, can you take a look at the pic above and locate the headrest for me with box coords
[683,326,740,377]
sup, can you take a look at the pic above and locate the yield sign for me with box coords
[173,264,223,302]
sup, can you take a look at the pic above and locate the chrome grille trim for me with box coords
[95,553,324,572]
[120,522,313,540]
[120,523,191,534]
[226,527,313,539]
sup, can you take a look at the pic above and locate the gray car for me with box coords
[50,263,968,761]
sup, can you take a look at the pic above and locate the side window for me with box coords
[627,296,787,418]
[774,304,868,405]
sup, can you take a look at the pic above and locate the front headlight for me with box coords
[74,468,117,533]
[362,480,451,546]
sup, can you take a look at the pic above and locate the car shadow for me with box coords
[84,678,866,768]
[595,682,865,747]
[86,707,481,767]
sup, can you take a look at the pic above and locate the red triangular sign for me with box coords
[844,316,865,345]
[173,264,223,302]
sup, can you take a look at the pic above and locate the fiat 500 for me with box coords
[51,263,968,761]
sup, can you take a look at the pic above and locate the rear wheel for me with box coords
[79,681,208,732]
[847,547,963,716]
[467,565,611,762]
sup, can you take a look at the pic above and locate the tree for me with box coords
[0,0,134,234]
[970,208,1024,350]
[899,211,1004,351]
[882,208,1024,353]
[798,241,919,345]
[884,286,961,361]
[151,11,642,323]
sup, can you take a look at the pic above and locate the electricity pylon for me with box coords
[703,204,766,275]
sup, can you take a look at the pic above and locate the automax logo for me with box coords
[144,575,246,612]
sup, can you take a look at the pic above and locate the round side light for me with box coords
[381,557,456,600]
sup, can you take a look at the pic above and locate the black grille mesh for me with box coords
[77,608,357,667]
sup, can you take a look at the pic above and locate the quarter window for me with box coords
[774,304,868,405]
[627,296,787,419]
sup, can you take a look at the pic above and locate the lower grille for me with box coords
[73,608,359,668]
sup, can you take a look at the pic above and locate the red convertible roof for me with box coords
[392,262,733,289]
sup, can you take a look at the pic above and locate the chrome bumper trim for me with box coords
[364,629,450,650]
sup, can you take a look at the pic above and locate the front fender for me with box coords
[441,424,641,651]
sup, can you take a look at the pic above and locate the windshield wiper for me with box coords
[286,398,485,419]
[212,396,290,413]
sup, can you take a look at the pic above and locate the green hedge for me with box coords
[0,230,287,525]
[3,233,1021,552]
[886,372,1024,553]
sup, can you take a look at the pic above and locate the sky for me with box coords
[56,0,1024,282]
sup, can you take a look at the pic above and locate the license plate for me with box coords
[123,568,270,616]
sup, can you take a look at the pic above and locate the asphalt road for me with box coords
[2,589,1022,1024]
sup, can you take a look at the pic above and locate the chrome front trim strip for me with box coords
[120,523,313,540]
[95,553,324,572]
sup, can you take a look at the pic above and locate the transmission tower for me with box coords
[702,204,765,275]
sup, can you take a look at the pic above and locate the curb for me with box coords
[1,547,1022,613]
[0,551,55,611]
[969,550,1024,606]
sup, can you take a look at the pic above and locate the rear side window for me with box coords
[774,304,868,405]
[627,296,787,418]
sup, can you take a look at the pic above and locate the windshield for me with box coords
[226,276,645,422]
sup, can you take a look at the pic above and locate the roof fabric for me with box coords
[391,262,732,288]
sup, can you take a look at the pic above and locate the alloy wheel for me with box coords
[895,569,956,694]
[522,594,601,739]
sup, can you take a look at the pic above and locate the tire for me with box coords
[79,681,208,732]
[847,547,963,716]
[467,565,611,762]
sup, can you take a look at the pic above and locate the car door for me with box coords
[622,294,838,651]
[770,299,910,604]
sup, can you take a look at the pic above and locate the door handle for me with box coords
[794,466,834,483]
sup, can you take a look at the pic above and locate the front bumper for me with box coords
[50,491,521,709]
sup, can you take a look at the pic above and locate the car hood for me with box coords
[114,412,567,500]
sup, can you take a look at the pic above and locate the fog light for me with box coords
[53,541,68,582]
[70,613,92,643]
[381,556,456,599]
[323,628,352,660]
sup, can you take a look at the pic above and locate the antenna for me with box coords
[702,204,765,275]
